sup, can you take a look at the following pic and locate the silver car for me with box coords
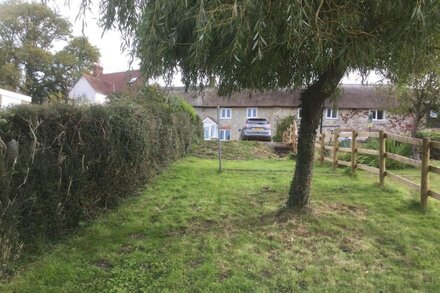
[240,118,272,141]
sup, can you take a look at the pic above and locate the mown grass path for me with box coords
[2,157,440,292]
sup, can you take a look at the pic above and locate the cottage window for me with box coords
[203,117,218,140]
[297,108,302,119]
[370,109,385,121]
[430,110,438,118]
[220,129,231,140]
[247,108,258,118]
[325,108,338,119]
[221,108,232,119]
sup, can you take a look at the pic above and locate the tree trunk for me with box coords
[287,63,345,209]
[411,111,421,160]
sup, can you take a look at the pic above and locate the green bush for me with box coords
[417,129,440,160]
[273,115,295,142]
[0,86,202,277]
[339,138,412,169]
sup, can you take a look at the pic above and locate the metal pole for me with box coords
[217,105,222,173]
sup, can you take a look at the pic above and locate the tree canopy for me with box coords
[0,0,100,103]
[98,1,440,94]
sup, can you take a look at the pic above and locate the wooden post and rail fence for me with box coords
[282,121,298,155]
[314,130,440,208]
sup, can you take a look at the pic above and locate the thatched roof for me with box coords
[170,84,397,109]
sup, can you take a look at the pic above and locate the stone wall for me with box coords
[321,109,414,134]
[195,106,414,140]
[195,107,298,140]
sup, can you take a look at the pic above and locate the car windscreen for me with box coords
[246,119,269,125]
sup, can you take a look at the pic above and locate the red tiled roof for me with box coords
[84,70,143,95]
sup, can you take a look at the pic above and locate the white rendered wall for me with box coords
[69,77,97,103]
[0,89,32,108]
[95,93,108,104]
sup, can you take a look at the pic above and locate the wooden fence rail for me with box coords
[314,130,440,209]
[282,121,298,155]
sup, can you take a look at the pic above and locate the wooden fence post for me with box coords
[320,133,325,164]
[351,131,357,173]
[332,132,339,170]
[379,130,386,187]
[421,137,431,209]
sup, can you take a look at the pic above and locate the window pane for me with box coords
[326,108,331,118]
[226,130,231,140]
[332,109,337,118]
[377,110,384,120]
[247,108,256,118]
[204,127,209,139]
[221,108,231,118]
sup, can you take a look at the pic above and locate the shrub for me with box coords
[417,129,440,160]
[360,138,412,169]
[273,115,295,142]
[0,86,202,277]
[338,138,412,169]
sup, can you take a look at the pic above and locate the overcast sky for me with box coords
[49,0,382,86]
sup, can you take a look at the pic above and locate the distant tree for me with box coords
[93,1,440,208]
[50,37,101,102]
[392,72,440,138]
[0,1,99,103]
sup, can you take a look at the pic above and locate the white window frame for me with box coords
[246,107,258,118]
[202,117,218,140]
[220,108,232,119]
[430,110,438,118]
[219,129,231,141]
[370,109,386,121]
[325,108,338,120]
[297,108,302,119]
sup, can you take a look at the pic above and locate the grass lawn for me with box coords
[2,143,440,291]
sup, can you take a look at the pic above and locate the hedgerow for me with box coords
[0,86,202,278]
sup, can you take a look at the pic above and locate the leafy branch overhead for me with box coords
[97,1,440,94]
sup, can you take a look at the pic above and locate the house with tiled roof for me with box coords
[68,64,143,104]
[173,85,420,141]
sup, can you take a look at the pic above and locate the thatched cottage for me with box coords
[175,84,418,141]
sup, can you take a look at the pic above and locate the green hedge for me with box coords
[417,129,440,160]
[0,86,202,277]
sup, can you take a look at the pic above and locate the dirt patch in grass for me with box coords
[93,259,113,270]
[119,244,135,254]
[128,232,146,240]
[312,202,368,217]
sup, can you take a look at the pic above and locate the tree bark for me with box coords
[411,110,421,160]
[287,62,346,209]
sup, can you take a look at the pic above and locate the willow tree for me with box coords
[94,1,440,208]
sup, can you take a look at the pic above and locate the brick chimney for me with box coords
[92,64,103,77]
